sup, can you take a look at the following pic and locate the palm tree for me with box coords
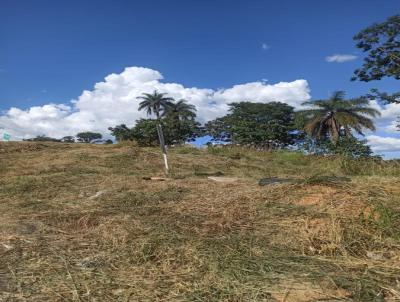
[297,91,380,143]
[137,91,175,175]
[137,91,174,120]
[163,99,197,121]
[163,99,197,144]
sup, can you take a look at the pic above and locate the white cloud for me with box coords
[366,135,400,153]
[343,99,400,154]
[0,66,311,140]
[325,54,358,63]
[368,100,400,133]
[261,43,270,50]
[214,80,310,109]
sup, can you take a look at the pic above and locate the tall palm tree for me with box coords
[163,99,197,121]
[137,91,175,175]
[163,99,197,144]
[297,91,380,143]
[137,91,174,120]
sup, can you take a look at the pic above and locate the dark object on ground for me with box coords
[258,177,295,186]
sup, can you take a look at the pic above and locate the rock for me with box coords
[366,251,387,260]
[142,177,169,181]
[258,177,294,186]
[208,177,239,183]
[88,190,106,200]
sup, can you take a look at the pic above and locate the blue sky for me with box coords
[1,0,400,157]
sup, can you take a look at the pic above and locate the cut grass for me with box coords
[0,142,399,301]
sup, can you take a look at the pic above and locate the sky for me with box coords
[1,0,400,157]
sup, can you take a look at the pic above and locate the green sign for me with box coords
[3,133,11,141]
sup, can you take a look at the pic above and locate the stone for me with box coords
[208,176,239,183]
[258,177,294,186]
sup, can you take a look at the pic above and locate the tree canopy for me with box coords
[23,135,61,142]
[205,102,296,149]
[109,96,200,146]
[137,91,174,119]
[111,117,201,147]
[76,132,102,143]
[352,15,400,82]
[302,136,375,159]
[296,91,380,143]
[108,124,134,142]
[61,136,75,143]
[163,99,197,121]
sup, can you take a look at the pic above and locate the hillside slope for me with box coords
[1,142,400,301]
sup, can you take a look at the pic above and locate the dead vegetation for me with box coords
[0,142,400,301]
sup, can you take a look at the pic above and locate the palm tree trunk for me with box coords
[330,118,340,144]
[175,116,181,144]
[344,126,351,137]
[156,117,169,175]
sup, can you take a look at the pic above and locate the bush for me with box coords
[111,118,201,147]
[302,137,376,159]
[341,157,400,176]
[23,135,61,142]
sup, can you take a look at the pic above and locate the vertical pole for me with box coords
[156,123,169,175]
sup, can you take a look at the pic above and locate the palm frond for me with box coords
[348,107,381,118]
[330,90,346,101]
[299,90,378,143]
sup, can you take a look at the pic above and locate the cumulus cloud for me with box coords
[366,135,400,153]
[366,100,400,133]
[0,66,311,140]
[325,54,358,63]
[363,100,400,154]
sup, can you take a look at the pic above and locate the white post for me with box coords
[156,123,169,175]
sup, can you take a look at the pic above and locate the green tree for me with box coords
[163,99,199,144]
[205,102,296,149]
[76,132,102,143]
[131,118,200,147]
[163,99,197,120]
[137,91,174,120]
[61,136,75,143]
[352,15,400,107]
[23,135,61,142]
[137,91,175,174]
[365,89,400,104]
[327,137,375,158]
[296,91,380,143]
[131,119,160,146]
[108,124,134,142]
[352,15,400,82]
[302,136,375,158]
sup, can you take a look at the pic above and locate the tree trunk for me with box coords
[344,126,351,137]
[330,117,340,144]
[156,122,169,175]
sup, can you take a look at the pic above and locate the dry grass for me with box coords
[1,142,400,301]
